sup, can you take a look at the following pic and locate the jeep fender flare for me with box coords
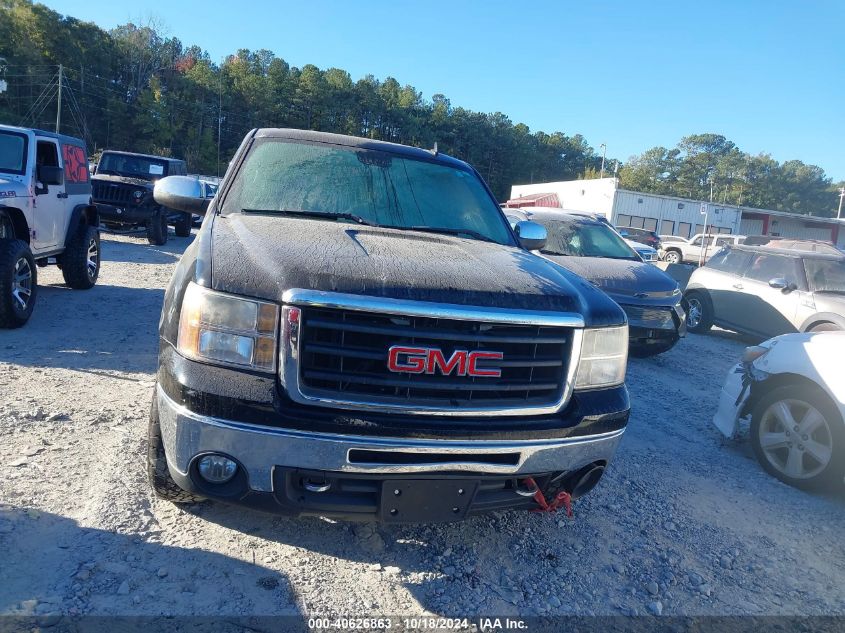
[0,206,30,243]
[66,204,100,242]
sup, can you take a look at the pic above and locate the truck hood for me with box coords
[540,254,679,299]
[0,175,30,198]
[208,214,625,326]
[92,173,155,189]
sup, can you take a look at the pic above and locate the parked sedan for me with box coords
[685,244,845,337]
[713,332,845,490]
[509,209,686,357]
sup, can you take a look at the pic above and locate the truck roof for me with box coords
[0,123,86,147]
[252,128,471,171]
[99,150,185,163]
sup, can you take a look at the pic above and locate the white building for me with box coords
[508,178,845,248]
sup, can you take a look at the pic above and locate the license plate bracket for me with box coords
[379,479,478,523]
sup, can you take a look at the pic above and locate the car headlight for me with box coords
[177,282,279,371]
[575,326,628,389]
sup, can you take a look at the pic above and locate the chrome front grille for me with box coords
[280,290,584,416]
[620,304,674,329]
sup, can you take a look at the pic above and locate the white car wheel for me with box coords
[751,385,844,490]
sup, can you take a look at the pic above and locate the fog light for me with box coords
[197,455,238,483]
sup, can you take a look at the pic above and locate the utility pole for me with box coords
[217,58,223,178]
[838,187,845,220]
[55,64,63,133]
[599,143,607,179]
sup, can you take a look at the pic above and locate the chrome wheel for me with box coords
[87,237,99,280]
[687,298,702,328]
[758,399,833,480]
[664,251,680,264]
[12,256,33,310]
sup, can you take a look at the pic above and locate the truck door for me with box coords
[32,138,66,250]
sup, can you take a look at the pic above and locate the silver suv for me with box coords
[684,245,845,337]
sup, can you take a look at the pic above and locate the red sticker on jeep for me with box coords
[62,144,88,184]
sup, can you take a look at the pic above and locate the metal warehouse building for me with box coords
[508,178,845,248]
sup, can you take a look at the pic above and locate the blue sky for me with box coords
[47,0,845,182]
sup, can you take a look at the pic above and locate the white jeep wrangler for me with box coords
[0,124,100,328]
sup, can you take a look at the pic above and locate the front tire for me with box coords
[148,395,204,504]
[685,291,713,333]
[663,250,682,264]
[61,225,100,289]
[174,212,192,238]
[0,239,37,328]
[146,209,169,246]
[750,384,844,490]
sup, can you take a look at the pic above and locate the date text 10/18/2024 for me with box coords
[307,617,529,631]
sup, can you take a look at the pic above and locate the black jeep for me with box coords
[92,151,191,245]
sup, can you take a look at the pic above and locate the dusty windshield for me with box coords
[222,139,514,245]
[537,218,638,259]
[0,131,27,175]
[805,259,845,293]
[97,153,168,180]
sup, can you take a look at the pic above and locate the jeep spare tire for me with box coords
[146,208,169,246]
[61,225,100,289]
[0,239,37,328]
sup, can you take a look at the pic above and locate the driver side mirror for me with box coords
[768,277,797,293]
[37,165,64,186]
[514,220,547,251]
[154,176,211,215]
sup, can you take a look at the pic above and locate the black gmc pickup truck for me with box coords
[149,129,630,522]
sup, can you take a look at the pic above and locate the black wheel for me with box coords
[685,291,713,333]
[173,212,192,238]
[61,225,100,289]
[146,208,169,246]
[663,250,682,264]
[148,394,204,503]
[750,384,844,490]
[0,239,37,328]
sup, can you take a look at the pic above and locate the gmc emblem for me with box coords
[387,345,504,378]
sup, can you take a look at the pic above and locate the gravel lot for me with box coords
[1,232,844,621]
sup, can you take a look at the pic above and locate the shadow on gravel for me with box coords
[0,504,296,619]
[100,233,193,265]
[1,284,164,373]
[186,502,559,615]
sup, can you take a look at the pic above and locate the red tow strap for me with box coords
[522,477,573,517]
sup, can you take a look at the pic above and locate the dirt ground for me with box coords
[1,231,844,622]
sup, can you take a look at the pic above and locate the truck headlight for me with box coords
[575,326,628,389]
[177,282,279,371]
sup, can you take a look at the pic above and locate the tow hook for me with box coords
[519,477,573,517]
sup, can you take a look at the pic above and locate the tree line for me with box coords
[0,0,840,213]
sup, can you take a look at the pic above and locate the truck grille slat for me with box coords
[305,317,568,344]
[302,342,563,367]
[302,369,559,392]
[296,307,572,410]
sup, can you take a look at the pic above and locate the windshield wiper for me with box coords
[241,209,377,226]
[401,225,497,243]
[814,289,845,295]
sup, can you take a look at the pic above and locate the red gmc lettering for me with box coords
[387,346,428,373]
[387,346,503,378]
[467,351,504,377]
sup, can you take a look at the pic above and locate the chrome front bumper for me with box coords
[156,386,625,493]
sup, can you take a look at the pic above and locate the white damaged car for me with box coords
[713,332,845,490]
